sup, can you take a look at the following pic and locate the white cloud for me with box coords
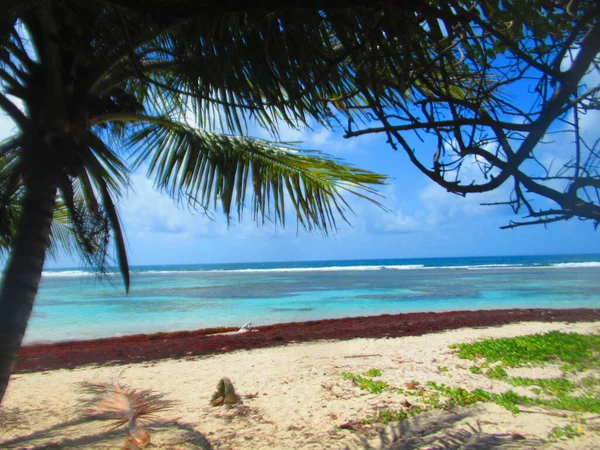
[419,176,513,226]
[119,173,214,239]
[119,171,306,245]
[375,209,420,233]
[253,118,371,156]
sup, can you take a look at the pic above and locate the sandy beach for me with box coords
[2,309,600,449]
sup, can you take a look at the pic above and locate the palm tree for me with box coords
[0,2,391,402]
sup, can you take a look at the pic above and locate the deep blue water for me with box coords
[28,254,600,343]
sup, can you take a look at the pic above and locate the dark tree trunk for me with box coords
[0,170,57,403]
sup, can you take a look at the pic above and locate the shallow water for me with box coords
[28,254,600,343]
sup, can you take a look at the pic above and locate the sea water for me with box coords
[28,254,600,343]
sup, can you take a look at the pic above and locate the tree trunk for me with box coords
[0,171,57,403]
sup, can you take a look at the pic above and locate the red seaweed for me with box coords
[15,308,600,374]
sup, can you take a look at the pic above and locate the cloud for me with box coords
[419,180,512,222]
[119,173,215,239]
[374,209,420,233]
[252,118,375,156]
[119,171,307,245]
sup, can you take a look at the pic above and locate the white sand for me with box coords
[1,321,600,449]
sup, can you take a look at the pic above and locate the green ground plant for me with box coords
[340,332,600,437]
[508,377,575,396]
[548,425,585,441]
[450,332,600,368]
[363,369,382,377]
[486,365,508,379]
[341,370,388,395]
[361,406,425,425]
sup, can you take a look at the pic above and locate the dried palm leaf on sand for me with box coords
[79,381,174,448]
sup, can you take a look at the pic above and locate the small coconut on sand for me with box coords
[1,319,600,449]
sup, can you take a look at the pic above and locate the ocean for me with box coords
[28,254,600,344]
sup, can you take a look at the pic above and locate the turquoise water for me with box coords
[28,254,600,343]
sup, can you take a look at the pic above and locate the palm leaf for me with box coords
[47,202,78,259]
[127,119,387,233]
[79,381,174,431]
[77,137,131,291]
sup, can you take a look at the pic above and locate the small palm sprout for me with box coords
[79,381,174,448]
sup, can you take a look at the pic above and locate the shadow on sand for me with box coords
[345,407,545,449]
[0,414,213,449]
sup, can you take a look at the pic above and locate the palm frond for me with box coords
[0,136,22,256]
[128,119,387,234]
[57,173,113,274]
[47,202,78,259]
[79,381,174,431]
[76,136,131,291]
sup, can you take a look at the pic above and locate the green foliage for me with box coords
[548,425,585,441]
[561,363,589,374]
[341,372,388,395]
[486,365,508,380]
[450,332,600,415]
[342,332,600,433]
[363,369,382,378]
[1,5,394,273]
[530,395,600,414]
[451,332,600,367]
[508,377,574,396]
[128,121,386,234]
[583,377,599,389]
[363,406,424,425]
[422,380,600,416]
[425,382,494,407]
[437,366,449,373]
[491,391,522,414]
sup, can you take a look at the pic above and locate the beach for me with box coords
[2,309,600,449]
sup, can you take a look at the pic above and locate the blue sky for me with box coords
[1,91,599,269]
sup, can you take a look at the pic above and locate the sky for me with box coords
[1,88,599,270]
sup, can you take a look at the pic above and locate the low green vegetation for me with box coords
[548,425,585,441]
[424,382,600,415]
[361,406,424,425]
[342,369,388,394]
[583,376,599,389]
[485,364,508,379]
[450,331,600,368]
[339,331,600,442]
[508,377,575,396]
[363,369,382,377]
[452,331,600,415]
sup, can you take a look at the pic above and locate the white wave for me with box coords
[140,265,426,274]
[444,264,526,270]
[44,261,600,278]
[140,270,202,275]
[222,265,427,273]
[551,262,600,268]
[42,270,94,277]
[137,265,511,274]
